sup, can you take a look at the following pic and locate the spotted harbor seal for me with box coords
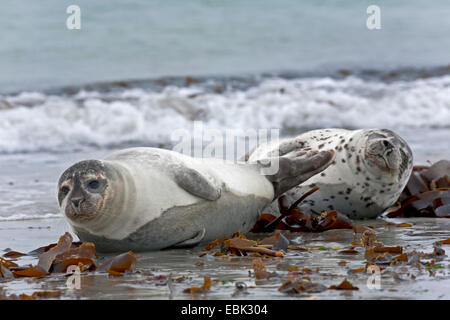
[247,129,413,219]
[58,147,335,252]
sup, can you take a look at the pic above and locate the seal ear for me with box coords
[263,149,336,199]
[172,165,222,201]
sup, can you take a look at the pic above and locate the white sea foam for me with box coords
[0,75,449,153]
[0,212,62,221]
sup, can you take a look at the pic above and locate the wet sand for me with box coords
[1,217,449,300]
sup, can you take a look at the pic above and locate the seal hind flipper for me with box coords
[172,165,222,200]
[244,138,308,161]
[276,139,308,157]
[261,149,336,198]
[168,228,206,249]
[239,145,257,161]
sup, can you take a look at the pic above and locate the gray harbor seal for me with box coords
[247,129,413,219]
[58,147,335,252]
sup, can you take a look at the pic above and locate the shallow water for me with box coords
[1,217,449,300]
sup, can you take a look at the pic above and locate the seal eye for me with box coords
[61,186,70,196]
[88,180,99,189]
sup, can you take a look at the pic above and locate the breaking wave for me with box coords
[0,212,62,221]
[0,74,449,153]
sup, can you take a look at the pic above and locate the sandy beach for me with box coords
[1,217,449,299]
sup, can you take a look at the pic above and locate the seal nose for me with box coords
[382,140,393,149]
[71,198,83,208]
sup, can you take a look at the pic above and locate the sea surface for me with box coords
[0,1,449,299]
[2,0,450,93]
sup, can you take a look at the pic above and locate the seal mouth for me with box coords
[65,205,102,223]
[365,151,398,175]
[364,148,406,187]
[374,149,396,171]
[63,193,101,223]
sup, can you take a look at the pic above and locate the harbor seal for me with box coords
[247,129,413,219]
[58,147,335,252]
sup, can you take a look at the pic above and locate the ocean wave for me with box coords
[0,212,62,221]
[0,75,449,153]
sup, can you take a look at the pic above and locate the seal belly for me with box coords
[75,192,268,252]
[290,183,384,219]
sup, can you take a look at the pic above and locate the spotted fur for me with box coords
[248,128,413,219]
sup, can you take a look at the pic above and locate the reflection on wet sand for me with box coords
[0,217,449,299]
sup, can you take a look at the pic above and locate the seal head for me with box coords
[362,129,412,183]
[57,160,120,224]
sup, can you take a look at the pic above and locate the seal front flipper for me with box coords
[168,228,206,249]
[260,149,336,198]
[172,164,222,200]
